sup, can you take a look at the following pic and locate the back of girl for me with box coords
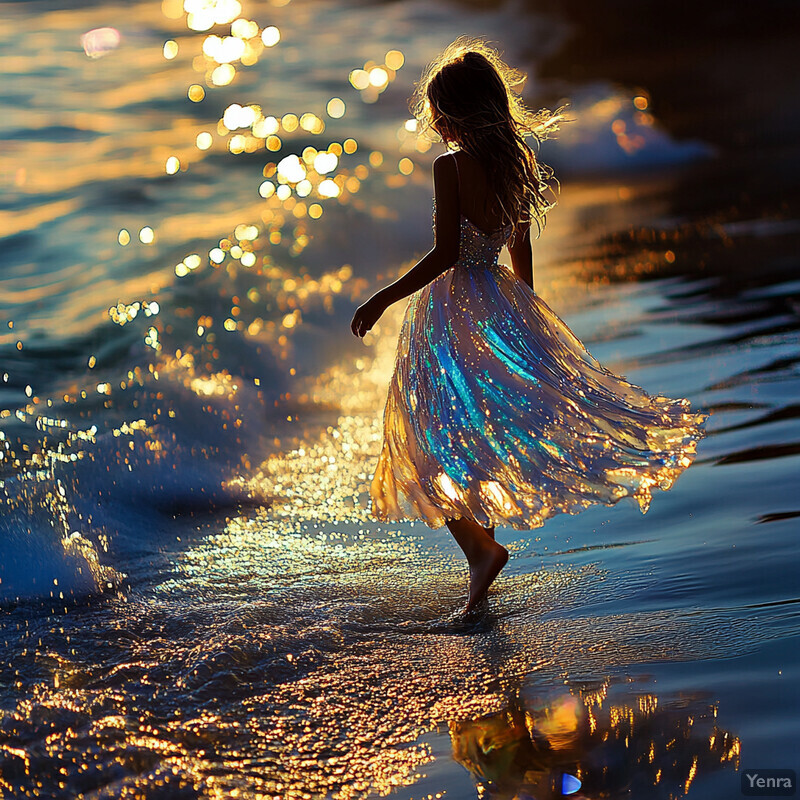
[417,43,558,242]
[351,38,709,615]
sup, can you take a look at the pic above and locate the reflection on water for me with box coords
[0,500,754,800]
[449,679,740,799]
[0,0,798,798]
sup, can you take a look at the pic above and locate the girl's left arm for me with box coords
[351,153,460,338]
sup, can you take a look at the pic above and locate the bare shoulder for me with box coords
[433,150,457,166]
[432,151,458,176]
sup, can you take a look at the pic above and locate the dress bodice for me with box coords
[432,200,513,269]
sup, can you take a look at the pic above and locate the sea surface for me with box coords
[1,1,798,798]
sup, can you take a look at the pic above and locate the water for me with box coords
[1,1,798,798]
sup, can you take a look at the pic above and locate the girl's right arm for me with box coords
[508,221,534,291]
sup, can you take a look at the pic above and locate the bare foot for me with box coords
[465,540,509,612]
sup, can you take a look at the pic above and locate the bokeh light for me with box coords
[261,26,281,47]
[326,97,346,119]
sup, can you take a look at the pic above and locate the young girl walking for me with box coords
[350,38,708,613]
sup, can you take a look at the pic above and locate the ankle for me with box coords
[467,537,504,561]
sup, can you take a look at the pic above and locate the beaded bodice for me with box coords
[432,201,514,269]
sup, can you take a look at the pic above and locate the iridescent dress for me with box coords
[370,201,709,531]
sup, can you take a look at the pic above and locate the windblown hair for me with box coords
[411,38,568,237]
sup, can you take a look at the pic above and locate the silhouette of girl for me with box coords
[351,38,708,612]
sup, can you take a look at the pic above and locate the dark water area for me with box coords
[1,0,798,798]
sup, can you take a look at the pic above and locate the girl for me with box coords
[350,38,708,613]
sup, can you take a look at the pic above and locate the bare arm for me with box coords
[507,220,534,291]
[351,153,460,337]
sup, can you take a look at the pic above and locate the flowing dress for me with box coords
[370,204,709,530]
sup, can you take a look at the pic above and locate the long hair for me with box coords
[411,38,568,237]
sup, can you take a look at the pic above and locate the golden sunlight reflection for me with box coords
[261,25,280,47]
[349,50,405,103]
[138,226,155,244]
[184,0,242,32]
[326,97,346,119]
[211,62,235,86]
[448,682,740,799]
[188,83,205,101]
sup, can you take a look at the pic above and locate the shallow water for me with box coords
[1,1,799,798]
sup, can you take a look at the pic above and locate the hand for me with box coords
[350,294,386,338]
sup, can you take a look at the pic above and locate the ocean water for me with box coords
[0,1,798,798]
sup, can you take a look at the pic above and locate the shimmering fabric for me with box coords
[370,207,709,530]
